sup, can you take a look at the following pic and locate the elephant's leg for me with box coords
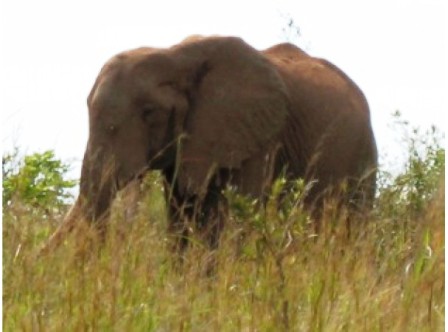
[197,187,227,250]
[162,168,229,253]
[189,181,228,276]
[161,167,184,252]
[196,169,233,249]
[303,175,370,236]
[164,186,192,253]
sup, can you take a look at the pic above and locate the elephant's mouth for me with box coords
[115,167,150,191]
[148,146,176,170]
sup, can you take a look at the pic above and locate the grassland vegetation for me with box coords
[3,116,444,331]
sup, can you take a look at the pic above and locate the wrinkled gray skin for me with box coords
[43,36,377,253]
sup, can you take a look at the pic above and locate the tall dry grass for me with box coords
[3,117,445,331]
[3,170,444,331]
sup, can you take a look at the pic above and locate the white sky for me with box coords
[1,0,447,179]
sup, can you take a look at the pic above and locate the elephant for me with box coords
[41,36,377,253]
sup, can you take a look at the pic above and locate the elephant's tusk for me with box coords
[37,197,83,257]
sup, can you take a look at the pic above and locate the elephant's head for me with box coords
[74,36,290,223]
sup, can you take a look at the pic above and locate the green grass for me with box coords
[3,173,444,331]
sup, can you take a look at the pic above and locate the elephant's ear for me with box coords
[172,37,289,195]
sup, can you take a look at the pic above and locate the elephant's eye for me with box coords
[108,124,117,134]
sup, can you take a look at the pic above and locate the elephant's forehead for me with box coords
[90,72,131,112]
[91,65,147,109]
[89,49,168,117]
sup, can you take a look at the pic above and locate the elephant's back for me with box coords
[263,43,310,62]
[265,46,377,195]
[265,47,370,120]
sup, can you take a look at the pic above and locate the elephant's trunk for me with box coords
[78,143,117,223]
[38,146,117,256]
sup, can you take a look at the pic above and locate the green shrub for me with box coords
[2,149,77,213]
[377,111,445,219]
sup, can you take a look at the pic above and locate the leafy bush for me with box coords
[377,111,445,219]
[2,149,76,213]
